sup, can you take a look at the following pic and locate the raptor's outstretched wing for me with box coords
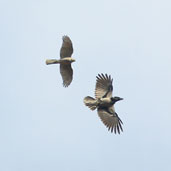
[60,36,73,59]
[60,64,73,87]
[97,106,123,134]
[95,73,113,99]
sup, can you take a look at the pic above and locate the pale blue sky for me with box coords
[0,0,171,171]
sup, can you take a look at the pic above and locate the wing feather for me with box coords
[95,73,113,99]
[60,36,73,59]
[97,106,123,134]
[60,64,73,87]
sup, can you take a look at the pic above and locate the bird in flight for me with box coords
[46,36,75,87]
[84,74,123,134]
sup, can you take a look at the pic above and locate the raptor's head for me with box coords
[70,58,76,63]
[111,96,123,104]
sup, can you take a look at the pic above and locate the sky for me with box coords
[0,0,171,171]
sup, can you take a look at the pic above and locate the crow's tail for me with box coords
[83,96,98,110]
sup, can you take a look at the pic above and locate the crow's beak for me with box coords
[119,97,124,101]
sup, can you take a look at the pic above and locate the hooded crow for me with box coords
[84,74,123,134]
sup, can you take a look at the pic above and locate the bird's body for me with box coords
[46,36,75,87]
[46,57,75,65]
[84,73,123,134]
[99,97,114,106]
[84,97,114,109]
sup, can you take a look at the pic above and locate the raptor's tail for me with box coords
[46,59,60,65]
[84,96,98,110]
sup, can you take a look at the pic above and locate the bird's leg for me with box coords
[96,98,102,105]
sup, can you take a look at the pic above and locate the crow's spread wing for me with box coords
[97,106,123,134]
[95,73,113,99]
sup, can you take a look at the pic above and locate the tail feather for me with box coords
[84,96,98,110]
[46,59,60,65]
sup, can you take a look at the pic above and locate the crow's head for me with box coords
[111,97,123,104]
